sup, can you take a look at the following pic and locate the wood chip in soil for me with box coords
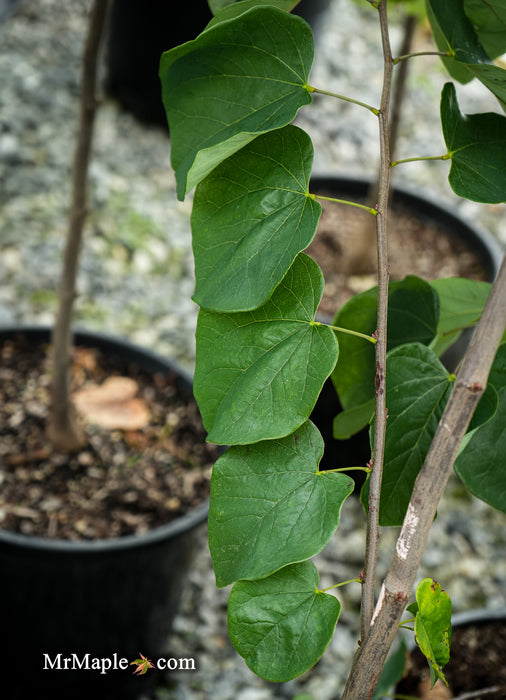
[0,334,219,541]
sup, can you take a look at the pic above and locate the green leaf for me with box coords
[464,0,506,59]
[430,277,491,358]
[228,561,341,681]
[414,578,452,688]
[455,343,506,512]
[467,63,506,111]
[441,83,506,203]
[457,384,499,455]
[160,7,313,199]
[195,254,338,445]
[426,0,489,83]
[209,420,354,587]
[363,343,453,526]
[192,126,320,311]
[332,276,439,413]
[207,0,300,27]
[333,399,375,440]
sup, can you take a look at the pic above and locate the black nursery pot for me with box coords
[0,327,209,700]
[104,0,332,126]
[309,176,503,486]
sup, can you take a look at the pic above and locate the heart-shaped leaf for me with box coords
[209,420,354,587]
[455,343,506,512]
[414,578,452,688]
[441,82,506,203]
[362,343,454,526]
[160,6,313,199]
[228,561,341,681]
[332,276,439,413]
[192,125,320,311]
[195,253,338,445]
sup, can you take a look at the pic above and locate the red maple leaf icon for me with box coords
[130,653,155,675]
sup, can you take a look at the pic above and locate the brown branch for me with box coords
[361,0,393,641]
[342,252,506,698]
[47,0,110,452]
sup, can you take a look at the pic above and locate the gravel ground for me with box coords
[1,1,505,698]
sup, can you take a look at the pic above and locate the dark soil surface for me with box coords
[396,619,506,698]
[0,333,218,540]
[307,194,490,317]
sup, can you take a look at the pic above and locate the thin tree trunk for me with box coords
[46,0,109,452]
[342,251,506,697]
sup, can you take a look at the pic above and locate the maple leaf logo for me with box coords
[130,653,155,675]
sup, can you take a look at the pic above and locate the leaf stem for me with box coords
[393,50,451,64]
[314,193,378,216]
[391,153,450,167]
[309,85,380,115]
[320,577,362,593]
[324,466,373,474]
[317,322,377,343]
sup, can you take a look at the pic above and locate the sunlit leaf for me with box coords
[192,126,320,311]
[414,578,452,688]
[195,254,338,445]
[160,7,313,198]
[209,420,354,587]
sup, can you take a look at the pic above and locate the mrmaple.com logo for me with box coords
[43,652,196,675]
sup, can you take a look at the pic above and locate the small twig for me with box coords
[360,0,393,641]
[47,0,110,452]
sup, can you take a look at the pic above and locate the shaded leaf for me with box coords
[209,420,354,587]
[160,7,313,199]
[455,343,506,512]
[332,276,439,413]
[333,399,375,440]
[457,384,499,455]
[426,0,488,83]
[414,578,452,687]
[441,82,506,203]
[195,254,338,445]
[207,0,300,27]
[467,63,506,111]
[464,0,506,59]
[362,343,453,526]
[192,125,320,311]
[228,561,341,681]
